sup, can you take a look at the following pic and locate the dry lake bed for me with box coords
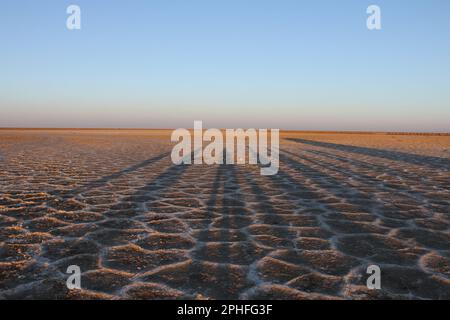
[0,129,449,299]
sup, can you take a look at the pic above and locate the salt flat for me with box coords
[0,129,449,299]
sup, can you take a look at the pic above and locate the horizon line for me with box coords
[1,127,449,136]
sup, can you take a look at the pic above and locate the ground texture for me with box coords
[0,130,449,299]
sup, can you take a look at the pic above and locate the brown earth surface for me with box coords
[0,129,449,299]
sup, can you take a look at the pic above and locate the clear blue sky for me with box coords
[1,0,449,131]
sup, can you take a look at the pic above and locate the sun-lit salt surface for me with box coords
[0,129,449,299]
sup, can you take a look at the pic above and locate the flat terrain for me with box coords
[0,129,449,299]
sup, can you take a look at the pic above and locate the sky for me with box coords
[1,0,450,131]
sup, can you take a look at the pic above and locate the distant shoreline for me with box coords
[0,128,449,136]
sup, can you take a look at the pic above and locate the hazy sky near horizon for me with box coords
[1,0,450,131]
